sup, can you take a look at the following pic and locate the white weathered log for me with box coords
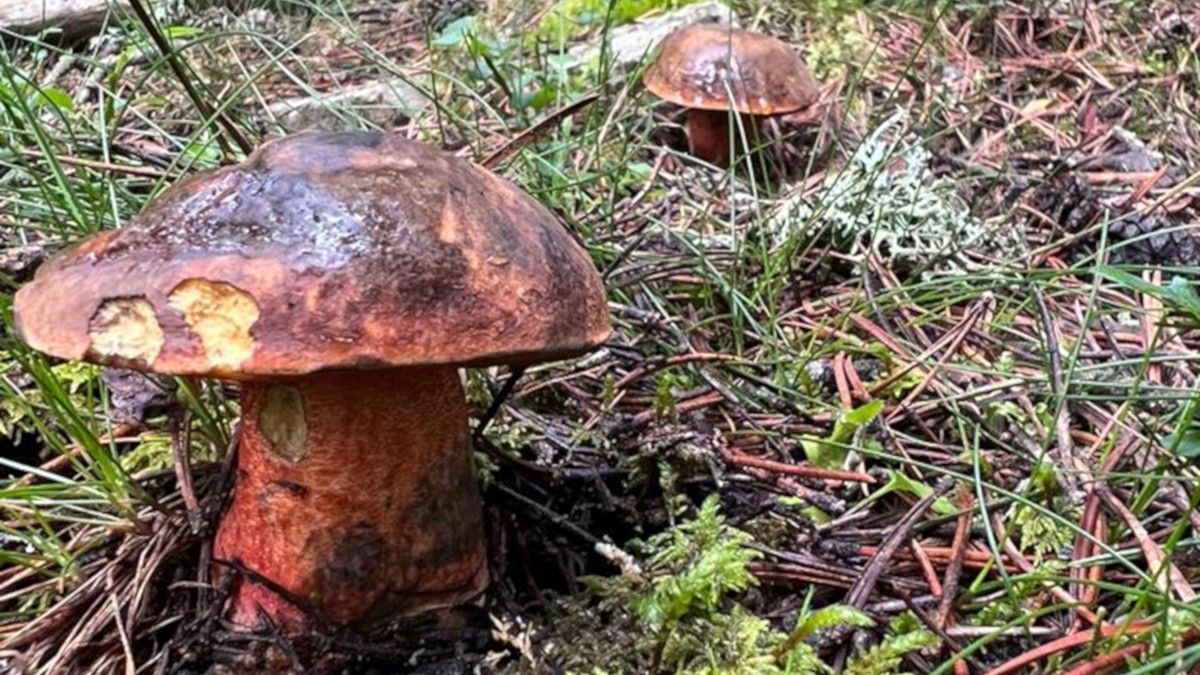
[567,0,737,71]
[0,0,129,35]
[264,77,432,132]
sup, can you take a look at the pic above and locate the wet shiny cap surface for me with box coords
[13,131,612,379]
[643,24,818,115]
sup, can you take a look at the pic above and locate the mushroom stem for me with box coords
[214,367,488,632]
[685,109,765,166]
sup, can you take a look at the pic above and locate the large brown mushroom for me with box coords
[12,131,612,632]
[643,24,819,166]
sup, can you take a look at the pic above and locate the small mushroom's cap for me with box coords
[14,131,612,379]
[643,25,818,115]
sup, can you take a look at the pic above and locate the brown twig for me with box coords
[1094,485,1197,602]
[720,448,876,484]
[126,0,253,156]
[22,149,167,179]
[983,620,1155,675]
[845,476,955,608]
[168,408,202,534]
[935,488,972,630]
[1060,643,1147,675]
[14,423,141,487]
[1031,284,1084,502]
[481,93,600,169]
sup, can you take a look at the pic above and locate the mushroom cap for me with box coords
[13,131,612,380]
[643,24,818,115]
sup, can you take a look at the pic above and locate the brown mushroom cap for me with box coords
[643,24,818,115]
[13,131,612,379]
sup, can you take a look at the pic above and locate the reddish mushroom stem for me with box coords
[685,109,765,166]
[213,366,488,632]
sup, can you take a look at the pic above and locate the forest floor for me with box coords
[2,0,1200,673]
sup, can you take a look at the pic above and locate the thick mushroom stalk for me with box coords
[685,109,764,166]
[686,109,731,165]
[214,367,487,630]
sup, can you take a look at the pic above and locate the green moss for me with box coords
[804,13,880,83]
[0,354,99,445]
[541,495,933,673]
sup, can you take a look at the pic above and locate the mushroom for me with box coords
[12,131,612,632]
[643,24,819,166]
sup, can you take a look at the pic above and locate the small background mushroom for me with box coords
[643,24,820,167]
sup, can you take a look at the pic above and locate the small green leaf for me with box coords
[165,25,205,39]
[802,400,883,469]
[1098,268,1200,324]
[842,398,884,427]
[627,162,653,179]
[1168,426,1200,459]
[33,87,73,111]
[181,140,222,165]
[432,16,474,48]
[883,471,958,516]
[1163,276,1200,322]
[526,86,559,110]
[830,399,883,445]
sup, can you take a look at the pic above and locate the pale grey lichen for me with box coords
[768,110,1027,277]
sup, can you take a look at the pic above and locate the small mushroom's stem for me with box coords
[685,109,766,166]
[686,108,731,165]
[214,367,488,632]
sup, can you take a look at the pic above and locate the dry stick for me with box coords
[490,481,644,579]
[882,296,993,424]
[899,593,985,674]
[749,562,866,591]
[1060,643,1148,675]
[473,367,525,442]
[1031,285,1085,503]
[1073,495,1105,602]
[824,476,954,670]
[991,513,1102,626]
[720,447,876,484]
[167,408,201,534]
[480,94,600,170]
[864,299,983,397]
[14,423,140,487]
[935,489,972,630]
[911,541,943,596]
[1162,484,1200,533]
[831,352,853,409]
[841,355,870,402]
[613,352,741,390]
[1071,415,1126,602]
[855,545,1012,569]
[1094,485,1197,602]
[983,620,1156,675]
[622,391,724,432]
[22,149,167,178]
[845,476,955,609]
[125,0,253,156]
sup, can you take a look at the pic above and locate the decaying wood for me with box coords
[0,0,129,36]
